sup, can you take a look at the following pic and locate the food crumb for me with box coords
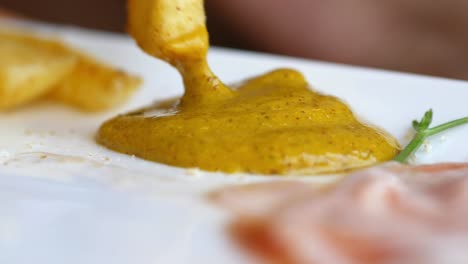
[87,152,112,165]
[23,129,33,136]
[186,168,201,177]
[408,153,417,163]
[423,141,433,153]
[25,142,42,150]
[0,150,11,163]
[103,156,111,164]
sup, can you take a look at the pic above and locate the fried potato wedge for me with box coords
[0,30,142,112]
[127,0,209,64]
[49,54,142,112]
[0,31,76,110]
[127,0,233,107]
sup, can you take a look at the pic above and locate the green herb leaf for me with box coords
[418,109,433,131]
[394,110,468,163]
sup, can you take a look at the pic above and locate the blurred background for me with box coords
[2,0,468,80]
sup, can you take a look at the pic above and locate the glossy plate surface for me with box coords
[0,20,467,264]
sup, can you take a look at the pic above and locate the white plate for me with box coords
[0,20,467,264]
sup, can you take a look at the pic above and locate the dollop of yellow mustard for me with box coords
[97,0,399,175]
[98,67,399,174]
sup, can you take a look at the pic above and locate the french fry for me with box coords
[127,0,233,106]
[0,31,76,110]
[49,54,142,112]
[0,30,142,112]
[127,0,209,65]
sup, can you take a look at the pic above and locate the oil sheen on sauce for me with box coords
[97,0,399,175]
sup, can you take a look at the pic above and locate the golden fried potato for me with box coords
[49,54,142,112]
[127,0,233,108]
[0,31,77,110]
[0,30,142,112]
[127,0,209,65]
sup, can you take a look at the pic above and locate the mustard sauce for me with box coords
[97,0,399,175]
